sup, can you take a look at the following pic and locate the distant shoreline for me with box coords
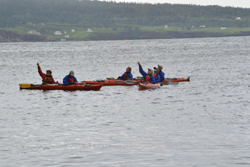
[1,29,250,42]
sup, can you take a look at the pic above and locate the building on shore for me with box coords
[28,30,41,35]
[54,31,62,35]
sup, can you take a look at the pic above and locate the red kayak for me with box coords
[83,77,190,86]
[19,83,103,91]
[139,82,161,90]
[164,77,190,82]
[82,79,139,86]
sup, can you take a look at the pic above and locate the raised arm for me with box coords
[37,62,45,78]
[138,62,147,77]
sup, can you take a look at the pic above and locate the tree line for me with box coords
[0,0,249,29]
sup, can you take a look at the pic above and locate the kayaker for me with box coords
[37,62,57,85]
[117,67,133,80]
[63,70,78,85]
[138,61,156,84]
[153,67,161,83]
[158,64,165,82]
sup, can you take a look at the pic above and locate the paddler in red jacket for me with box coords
[37,62,56,84]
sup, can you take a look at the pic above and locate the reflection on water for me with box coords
[0,36,250,166]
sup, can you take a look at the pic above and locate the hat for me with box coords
[69,70,74,76]
[154,68,159,74]
[148,68,153,74]
[46,70,52,74]
[158,65,163,70]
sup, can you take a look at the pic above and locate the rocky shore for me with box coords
[0,29,54,42]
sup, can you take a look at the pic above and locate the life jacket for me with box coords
[123,72,129,80]
[144,75,152,82]
[43,76,53,84]
[68,77,75,84]
[153,73,158,80]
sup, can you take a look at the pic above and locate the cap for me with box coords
[69,70,74,76]
[158,65,163,70]
[153,67,157,69]
[148,68,153,74]
[154,68,159,74]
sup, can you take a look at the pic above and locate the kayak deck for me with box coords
[83,79,139,86]
[19,84,103,91]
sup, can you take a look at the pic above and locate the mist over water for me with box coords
[0,36,250,166]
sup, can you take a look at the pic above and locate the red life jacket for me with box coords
[123,73,128,80]
[153,73,158,80]
[144,75,151,82]
[43,76,53,85]
[68,77,75,84]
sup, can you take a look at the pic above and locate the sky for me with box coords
[106,0,250,8]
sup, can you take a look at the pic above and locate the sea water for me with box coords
[0,37,250,166]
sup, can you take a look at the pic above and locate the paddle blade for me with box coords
[169,82,179,85]
[125,80,137,84]
[160,82,169,85]
[165,78,173,82]
[160,81,179,85]
[19,83,31,89]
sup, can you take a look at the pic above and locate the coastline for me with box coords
[1,29,250,42]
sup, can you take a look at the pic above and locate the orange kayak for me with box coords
[19,83,103,91]
[83,77,190,86]
[139,83,161,90]
[164,77,190,82]
[83,79,140,86]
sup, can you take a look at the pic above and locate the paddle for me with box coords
[19,83,41,89]
[165,78,177,82]
[115,80,140,84]
[160,81,179,85]
[19,83,64,89]
[125,80,138,84]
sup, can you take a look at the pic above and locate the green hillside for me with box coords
[1,0,250,41]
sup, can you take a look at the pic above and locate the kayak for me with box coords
[82,79,140,86]
[19,83,103,91]
[83,77,190,86]
[139,82,161,90]
[164,77,190,82]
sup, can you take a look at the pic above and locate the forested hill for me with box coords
[1,0,250,29]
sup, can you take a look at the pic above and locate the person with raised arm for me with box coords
[138,61,156,84]
[37,62,57,85]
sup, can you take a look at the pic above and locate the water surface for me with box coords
[0,37,250,166]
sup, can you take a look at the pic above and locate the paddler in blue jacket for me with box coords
[158,64,165,82]
[63,70,78,85]
[153,67,161,83]
[117,67,133,80]
[138,61,156,84]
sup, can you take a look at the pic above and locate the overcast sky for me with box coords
[107,0,250,8]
